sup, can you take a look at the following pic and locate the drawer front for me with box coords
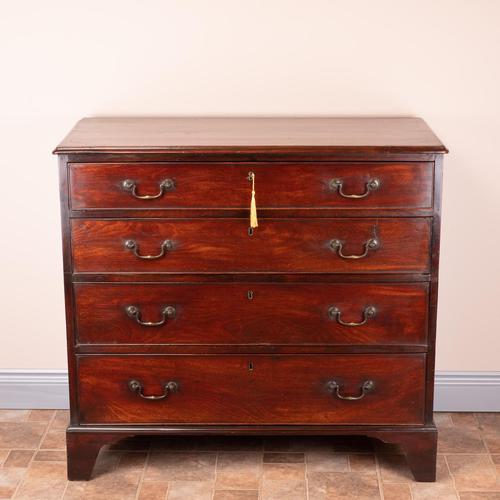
[71,218,431,273]
[77,354,426,425]
[69,162,433,210]
[75,283,428,345]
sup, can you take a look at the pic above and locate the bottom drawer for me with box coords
[77,354,426,425]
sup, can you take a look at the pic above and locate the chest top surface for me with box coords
[54,117,447,154]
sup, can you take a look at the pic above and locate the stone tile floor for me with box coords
[0,411,499,499]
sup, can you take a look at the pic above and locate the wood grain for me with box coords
[69,162,433,210]
[74,282,429,346]
[55,117,445,482]
[54,117,447,154]
[71,218,431,273]
[77,354,426,425]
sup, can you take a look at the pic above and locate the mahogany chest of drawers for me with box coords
[55,117,446,481]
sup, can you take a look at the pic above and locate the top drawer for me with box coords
[69,162,433,210]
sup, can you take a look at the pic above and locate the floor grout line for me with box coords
[1,412,499,499]
[374,453,385,500]
[133,440,151,500]
[304,453,310,500]
[11,410,59,500]
[60,479,70,500]
[442,454,459,499]
[257,446,264,500]
[211,451,218,500]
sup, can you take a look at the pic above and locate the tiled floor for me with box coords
[0,411,499,499]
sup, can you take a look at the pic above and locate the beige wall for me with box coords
[0,1,499,371]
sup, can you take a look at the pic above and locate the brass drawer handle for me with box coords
[128,379,178,400]
[330,178,380,198]
[122,178,175,200]
[328,305,377,326]
[327,380,375,400]
[329,237,379,259]
[124,239,173,260]
[125,305,176,327]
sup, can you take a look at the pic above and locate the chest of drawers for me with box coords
[55,117,446,482]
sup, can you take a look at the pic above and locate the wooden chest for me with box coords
[55,117,446,481]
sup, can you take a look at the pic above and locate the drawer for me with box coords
[69,162,433,210]
[77,354,426,425]
[74,283,429,345]
[71,218,431,273]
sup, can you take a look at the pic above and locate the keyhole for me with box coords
[248,362,254,371]
[247,290,254,300]
[248,227,254,236]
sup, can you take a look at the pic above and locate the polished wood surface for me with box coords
[69,162,433,210]
[66,426,437,482]
[71,218,431,273]
[77,354,426,425]
[74,282,428,346]
[55,117,447,154]
[56,117,445,482]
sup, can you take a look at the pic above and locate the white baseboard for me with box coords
[0,370,499,411]
[0,370,69,409]
[434,371,500,412]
